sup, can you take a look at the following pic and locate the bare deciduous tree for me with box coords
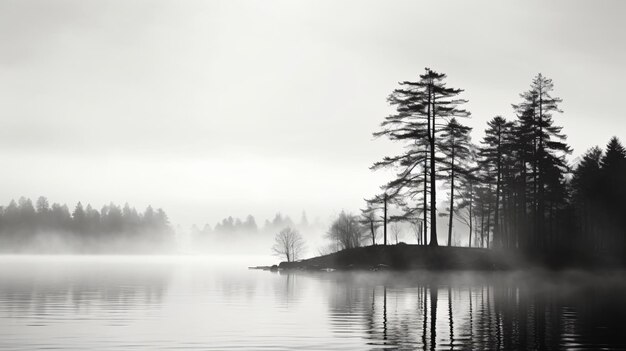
[272,227,305,262]
[390,222,402,244]
[410,221,423,244]
[359,206,380,246]
[327,211,364,250]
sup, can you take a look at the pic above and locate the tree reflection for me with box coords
[323,271,626,350]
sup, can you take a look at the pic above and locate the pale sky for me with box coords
[1,0,625,227]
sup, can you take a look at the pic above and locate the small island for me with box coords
[276,244,624,271]
[278,245,515,270]
[270,69,626,272]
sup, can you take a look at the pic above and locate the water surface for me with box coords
[1,256,625,350]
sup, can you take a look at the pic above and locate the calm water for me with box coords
[1,256,625,350]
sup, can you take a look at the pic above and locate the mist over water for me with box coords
[1,256,625,350]
[2,1,626,349]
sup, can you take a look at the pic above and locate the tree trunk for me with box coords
[521,159,529,250]
[383,194,387,246]
[532,139,538,249]
[486,200,492,249]
[468,194,473,248]
[423,150,428,246]
[538,86,545,249]
[448,147,455,247]
[494,126,501,248]
[429,88,438,246]
[480,204,486,248]
[502,192,509,249]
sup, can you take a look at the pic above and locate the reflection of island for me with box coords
[321,271,626,350]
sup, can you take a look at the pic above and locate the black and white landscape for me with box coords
[1,1,625,350]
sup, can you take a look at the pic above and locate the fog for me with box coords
[0,194,473,260]
[1,1,624,261]
[2,0,626,229]
[3,1,626,349]
[2,255,626,349]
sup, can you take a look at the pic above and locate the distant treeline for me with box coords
[361,68,626,266]
[0,196,173,253]
[192,212,310,236]
[190,212,322,255]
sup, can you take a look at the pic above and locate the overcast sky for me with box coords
[1,0,625,227]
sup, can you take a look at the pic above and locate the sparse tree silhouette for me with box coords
[455,168,479,247]
[364,70,626,266]
[410,220,423,244]
[479,116,515,248]
[327,211,364,250]
[390,222,402,244]
[511,73,570,249]
[272,227,305,262]
[359,205,380,246]
[438,118,473,246]
[373,68,470,247]
[363,193,393,245]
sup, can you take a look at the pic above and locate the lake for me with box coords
[1,256,625,350]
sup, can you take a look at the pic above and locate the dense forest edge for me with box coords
[0,197,173,253]
[274,68,626,270]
